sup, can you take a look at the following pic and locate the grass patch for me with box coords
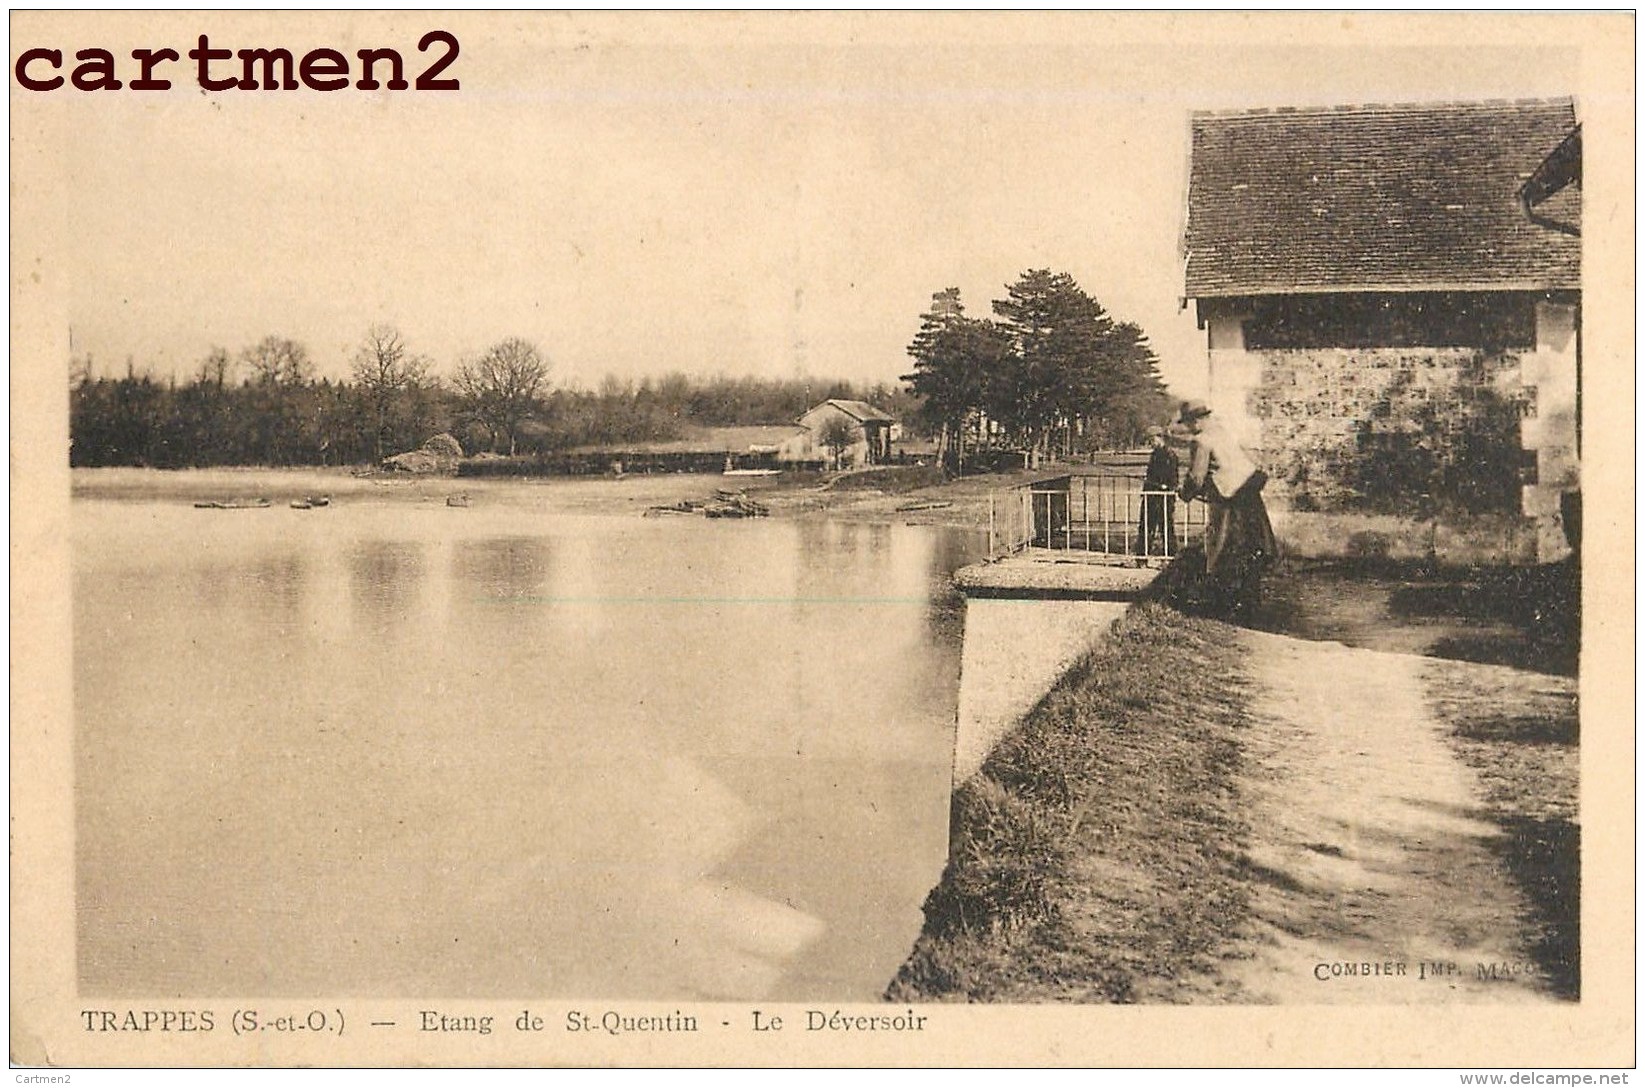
[1425,661,1580,999]
[887,602,1256,1003]
[823,464,949,492]
[1249,557,1579,677]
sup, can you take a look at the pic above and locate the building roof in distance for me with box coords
[815,399,895,424]
[1183,99,1581,298]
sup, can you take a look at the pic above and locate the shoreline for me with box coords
[69,463,1054,534]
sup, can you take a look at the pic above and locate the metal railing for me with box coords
[987,474,1206,563]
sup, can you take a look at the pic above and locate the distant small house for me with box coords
[1182,98,1580,561]
[779,399,896,468]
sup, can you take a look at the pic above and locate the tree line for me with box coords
[69,325,917,468]
[902,270,1172,469]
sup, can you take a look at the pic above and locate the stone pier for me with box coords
[951,553,1160,783]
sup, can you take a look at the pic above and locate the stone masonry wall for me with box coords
[1248,347,1530,517]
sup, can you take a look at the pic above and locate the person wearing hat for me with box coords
[1136,423,1181,558]
[1176,398,1277,616]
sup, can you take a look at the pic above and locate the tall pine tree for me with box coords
[990,270,1167,461]
[903,288,1011,470]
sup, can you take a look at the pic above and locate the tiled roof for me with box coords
[823,399,895,423]
[1183,99,1581,298]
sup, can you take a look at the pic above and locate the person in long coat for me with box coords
[1176,399,1277,615]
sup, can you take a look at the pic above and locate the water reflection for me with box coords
[924,529,982,645]
[74,500,984,999]
[181,554,308,627]
[348,540,427,633]
[451,536,554,604]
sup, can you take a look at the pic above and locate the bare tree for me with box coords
[820,415,858,470]
[241,335,313,386]
[351,324,431,460]
[197,346,233,389]
[454,337,550,455]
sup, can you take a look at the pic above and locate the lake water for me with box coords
[73,479,984,1000]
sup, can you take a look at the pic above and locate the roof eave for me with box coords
[1185,281,1581,300]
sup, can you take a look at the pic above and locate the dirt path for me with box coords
[1224,629,1564,1003]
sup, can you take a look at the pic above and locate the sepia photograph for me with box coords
[10,9,1634,1070]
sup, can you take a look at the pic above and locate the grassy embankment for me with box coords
[888,602,1257,1003]
[1428,662,1580,998]
[1417,560,1582,999]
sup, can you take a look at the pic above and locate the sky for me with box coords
[24,11,1590,399]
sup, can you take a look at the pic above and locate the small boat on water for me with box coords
[290,496,331,510]
[446,493,471,508]
[193,498,271,510]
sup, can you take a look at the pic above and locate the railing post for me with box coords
[1103,476,1111,555]
[1018,489,1026,553]
[1080,477,1088,549]
[1132,487,1139,560]
[1137,489,1144,560]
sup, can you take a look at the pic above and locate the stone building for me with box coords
[778,399,896,468]
[1181,99,1580,562]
